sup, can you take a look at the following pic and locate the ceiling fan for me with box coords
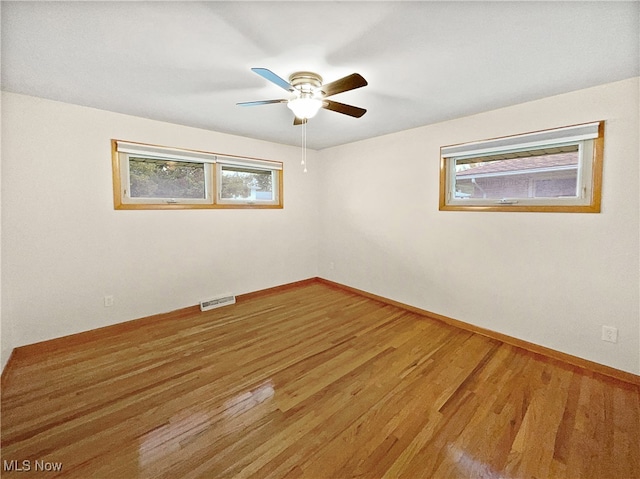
[237,68,368,124]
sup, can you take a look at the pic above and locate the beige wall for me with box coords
[1,93,320,368]
[318,77,640,374]
[3,77,639,375]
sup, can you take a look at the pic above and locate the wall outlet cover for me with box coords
[601,326,618,343]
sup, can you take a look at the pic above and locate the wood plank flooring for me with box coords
[1,280,639,478]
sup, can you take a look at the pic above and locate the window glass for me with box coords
[220,166,274,202]
[454,147,579,200]
[129,157,206,199]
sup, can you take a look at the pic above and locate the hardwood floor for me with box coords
[1,280,639,478]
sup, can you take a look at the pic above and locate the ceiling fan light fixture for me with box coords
[239,68,368,122]
[287,93,323,119]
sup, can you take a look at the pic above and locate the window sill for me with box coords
[438,203,600,213]
[114,202,283,210]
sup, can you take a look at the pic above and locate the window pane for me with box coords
[129,158,206,199]
[220,166,274,201]
[454,150,579,200]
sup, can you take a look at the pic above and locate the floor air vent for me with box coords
[200,293,236,311]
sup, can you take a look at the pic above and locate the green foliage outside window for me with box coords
[129,158,205,199]
[220,167,273,200]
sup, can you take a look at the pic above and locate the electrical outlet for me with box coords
[601,326,618,343]
[104,295,114,307]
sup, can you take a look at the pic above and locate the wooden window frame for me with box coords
[439,121,604,213]
[111,139,283,210]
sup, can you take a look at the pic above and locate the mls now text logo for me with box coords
[3,459,63,472]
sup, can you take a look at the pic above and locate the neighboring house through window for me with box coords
[439,121,604,212]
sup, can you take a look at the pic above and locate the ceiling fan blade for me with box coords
[322,73,368,98]
[251,68,293,91]
[322,99,367,118]
[237,99,287,107]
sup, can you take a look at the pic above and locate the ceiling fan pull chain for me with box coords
[301,119,305,168]
[304,120,308,173]
[301,119,308,173]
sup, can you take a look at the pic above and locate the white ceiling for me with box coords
[2,1,638,150]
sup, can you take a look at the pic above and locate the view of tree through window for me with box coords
[220,166,273,200]
[129,158,206,199]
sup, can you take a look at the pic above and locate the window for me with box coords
[112,140,283,209]
[439,121,604,212]
[126,157,211,205]
[217,161,279,206]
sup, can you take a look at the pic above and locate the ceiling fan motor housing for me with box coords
[289,72,323,93]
